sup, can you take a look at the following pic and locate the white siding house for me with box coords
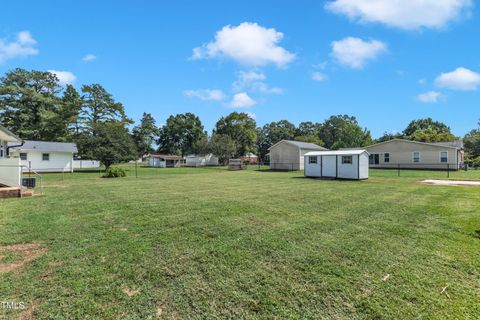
[304,150,369,180]
[185,154,219,167]
[0,125,22,187]
[9,141,78,173]
[269,140,327,170]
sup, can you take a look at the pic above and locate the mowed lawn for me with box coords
[1,167,480,319]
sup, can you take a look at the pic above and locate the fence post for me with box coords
[447,164,450,178]
[398,164,400,177]
[135,160,138,178]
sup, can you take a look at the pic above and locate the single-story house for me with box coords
[304,150,369,180]
[365,139,464,170]
[0,125,22,187]
[185,154,219,167]
[147,154,182,168]
[269,140,328,170]
[240,152,259,164]
[9,140,78,173]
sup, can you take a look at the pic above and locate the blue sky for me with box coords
[1,0,479,138]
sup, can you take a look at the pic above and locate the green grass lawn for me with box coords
[1,167,480,319]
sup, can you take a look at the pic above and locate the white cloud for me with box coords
[82,53,97,62]
[232,70,282,94]
[417,91,442,103]
[418,79,427,85]
[435,67,480,91]
[184,89,226,102]
[192,22,295,67]
[48,70,76,85]
[0,30,38,63]
[325,0,472,30]
[312,71,328,82]
[230,92,257,108]
[331,37,387,69]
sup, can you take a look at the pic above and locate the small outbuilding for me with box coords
[185,154,219,167]
[147,154,182,168]
[269,140,327,170]
[304,150,369,180]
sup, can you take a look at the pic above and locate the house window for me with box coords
[413,152,421,163]
[384,153,390,163]
[342,155,353,164]
[440,151,448,163]
[42,153,50,161]
[308,156,317,164]
[20,153,27,161]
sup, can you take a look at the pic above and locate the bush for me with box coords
[102,167,127,178]
[465,157,480,169]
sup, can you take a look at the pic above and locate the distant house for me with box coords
[0,125,22,188]
[268,140,328,170]
[147,154,182,168]
[364,139,464,170]
[185,154,219,167]
[304,150,369,180]
[241,152,258,164]
[9,140,78,173]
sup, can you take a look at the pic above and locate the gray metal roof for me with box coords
[8,140,78,153]
[269,140,328,151]
[429,141,464,149]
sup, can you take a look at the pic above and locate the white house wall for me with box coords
[337,155,358,179]
[12,151,74,172]
[0,157,21,186]
[270,142,300,170]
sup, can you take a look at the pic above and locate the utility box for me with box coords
[22,177,37,189]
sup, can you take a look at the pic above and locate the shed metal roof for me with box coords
[269,140,327,151]
[305,150,369,156]
[9,140,78,153]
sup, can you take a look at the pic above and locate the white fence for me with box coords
[73,160,101,169]
[0,157,21,187]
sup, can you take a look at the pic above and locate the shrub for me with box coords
[465,157,480,169]
[102,167,127,178]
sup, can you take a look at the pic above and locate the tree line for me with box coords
[1,68,479,167]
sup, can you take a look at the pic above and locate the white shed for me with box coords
[304,150,369,180]
[185,154,219,167]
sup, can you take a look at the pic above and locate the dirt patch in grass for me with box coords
[418,179,480,187]
[122,286,139,297]
[0,242,47,274]
[16,302,37,320]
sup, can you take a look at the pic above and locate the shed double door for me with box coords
[321,155,336,177]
